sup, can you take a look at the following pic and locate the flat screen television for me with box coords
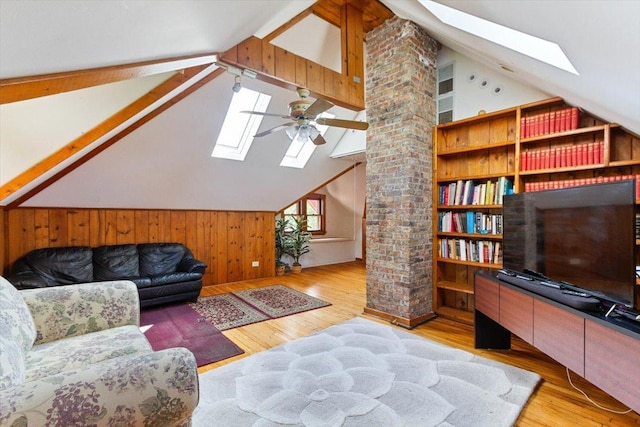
[502,180,637,310]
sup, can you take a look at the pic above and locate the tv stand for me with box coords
[474,271,640,414]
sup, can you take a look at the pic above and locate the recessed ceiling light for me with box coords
[419,0,579,75]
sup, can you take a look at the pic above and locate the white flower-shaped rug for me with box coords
[193,317,540,427]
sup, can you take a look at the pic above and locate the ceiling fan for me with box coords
[241,88,369,145]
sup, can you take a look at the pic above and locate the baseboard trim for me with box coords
[362,307,437,329]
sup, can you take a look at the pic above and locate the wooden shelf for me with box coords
[609,159,640,167]
[437,204,502,210]
[520,125,606,144]
[437,232,502,240]
[432,96,640,325]
[437,140,515,156]
[436,280,474,294]
[436,257,502,268]
[519,164,605,176]
[437,173,515,182]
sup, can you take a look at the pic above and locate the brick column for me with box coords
[364,17,438,328]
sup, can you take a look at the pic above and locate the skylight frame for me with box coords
[419,0,579,75]
[211,87,271,161]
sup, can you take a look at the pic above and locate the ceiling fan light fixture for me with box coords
[297,125,311,142]
[285,125,299,140]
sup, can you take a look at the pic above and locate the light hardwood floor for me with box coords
[197,261,639,426]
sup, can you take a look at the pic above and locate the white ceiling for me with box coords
[382,0,640,135]
[1,0,639,208]
[3,0,638,136]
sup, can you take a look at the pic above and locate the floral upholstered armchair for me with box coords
[0,276,199,426]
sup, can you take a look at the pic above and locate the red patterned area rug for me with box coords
[190,285,331,331]
[140,303,244,367]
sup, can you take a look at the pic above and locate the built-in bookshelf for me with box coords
[432,96,640,324]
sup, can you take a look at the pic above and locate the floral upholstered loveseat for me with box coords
[0,276,199,426]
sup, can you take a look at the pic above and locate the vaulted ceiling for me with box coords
[1,0,638,209]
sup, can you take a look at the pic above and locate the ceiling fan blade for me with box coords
[304,98,334,118]
[254,122,295,138]
[315,117,369,130]
[312,134,326,145]
[240,110,291,119]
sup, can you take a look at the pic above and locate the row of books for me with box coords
[636,213,640,237]
[438,211,503,235]
[438,238,502,264]
[439,177,513,206]
[524,174,640,199]
[520,107,580,138]
[521,141,604,171]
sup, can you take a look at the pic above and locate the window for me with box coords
[437,63,454,124]
[212,87,271,161]
[283,193,326,235]
[419,0,578,75]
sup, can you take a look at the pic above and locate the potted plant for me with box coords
[275,217,290,275]
[285,215,312,273]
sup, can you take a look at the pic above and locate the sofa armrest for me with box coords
[177,257,207,274]
[20,280,140,345]
[0,347,199,427]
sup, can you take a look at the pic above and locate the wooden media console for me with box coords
[474,271,640,414]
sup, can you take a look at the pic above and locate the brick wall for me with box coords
[365,16,437,325]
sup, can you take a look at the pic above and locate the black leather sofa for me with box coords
[7,243,206,308]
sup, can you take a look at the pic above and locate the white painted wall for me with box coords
[283,162,366,268]
[438,47,550,121]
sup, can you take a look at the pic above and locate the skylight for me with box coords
[280,112,334,169]
[212,88,271,161]
[419,0,579,75]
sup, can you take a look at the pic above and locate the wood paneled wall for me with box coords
[3,208,275,285]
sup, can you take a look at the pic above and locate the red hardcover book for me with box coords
[521,151,528,170]
[549,147,556,168]
[537,113,543,136]
[529,115,535,137]
[520,117,526,138]
[533,150,540,170]
[598,141,604,163]
[570,145,577,166]
[544,148,551,169]
[549,111,556,133]
[587,142,595,164]
[571,107,579,130]
[577,144,586,165]
[564,108,572,131]
[559,109,567,132]
[543,112,550,134]
[554,110,562,132]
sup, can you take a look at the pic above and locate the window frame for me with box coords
[283,193,327,236]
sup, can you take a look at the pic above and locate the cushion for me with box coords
[138,243,186,276]
[0,335,26,388]
[24,246,93,285]
[25,325,151,382]
[93,244,140,280]
[149,272,203,286]
[0,276,37,353]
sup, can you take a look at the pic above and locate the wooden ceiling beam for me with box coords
[0,53,218,104]
[1,64,222,205]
